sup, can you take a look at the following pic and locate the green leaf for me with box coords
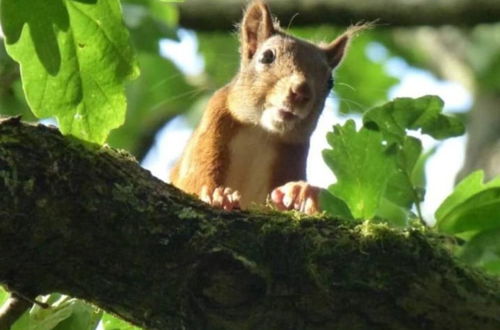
[411,144,438,189]
[435,171,500,234]
[373,198,409,227]
[319,189,354,220]
[460,228,500,275]
[1,0,139,144]
[0,42,34,120]
[107,52,194,156]
[0,286,8,305]
[9,294,101,330]
[383,136,423,209]
[322,120,397,219]
[53,299,102,330]
[102,312,141,330]
[363,95,465,143]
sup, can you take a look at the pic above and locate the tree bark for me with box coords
[458,92,500,181]
[178,0,500,31]
[1,117,500,329]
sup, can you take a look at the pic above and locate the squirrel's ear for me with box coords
[323,34,350,69]
[240,1,275,62]
[324,24,370,68]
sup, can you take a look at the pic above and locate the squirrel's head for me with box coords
[228,1,364,143]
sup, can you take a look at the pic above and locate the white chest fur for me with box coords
[225,125,277,208]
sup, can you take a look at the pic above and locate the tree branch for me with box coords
[178,0,500,31]
[1,117,500,329]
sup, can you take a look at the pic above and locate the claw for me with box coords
[271,181,320,215]
[199,185,241,211]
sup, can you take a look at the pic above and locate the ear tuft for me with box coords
[240,1,275,62]
[324,23,373,68]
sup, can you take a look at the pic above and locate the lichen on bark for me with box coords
[1,117,500,329]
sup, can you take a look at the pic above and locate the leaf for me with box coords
[460,228,500,275]
[107,52,195,156]
[53,299,102,330]
[319,190,354,220]
[1,0,139,144]
[383,136,423,209]
[322,120,397,219]
[435,171,500,234]
[0,286,8,305]
[0,42,35,120]
[102,312,141,330]
[9,294,101,330]
[373,197,409,227]
[363,95,464,143]
[411,144,438,189]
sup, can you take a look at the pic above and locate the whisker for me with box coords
[335,81,357,91]
[150,88,208,112]
[333,96,369,113]
[286,12,300,32]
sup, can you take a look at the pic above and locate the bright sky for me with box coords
[142,29,473,223]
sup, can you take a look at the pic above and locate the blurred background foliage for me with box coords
[2,1,499,183]
[0,3,488,153]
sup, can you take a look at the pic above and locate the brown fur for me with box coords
[270,141,309,189]
[170,86,241,194]
[171,1,359,210]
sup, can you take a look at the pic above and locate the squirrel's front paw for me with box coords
[200,186,241,211]
[271,181,320,215]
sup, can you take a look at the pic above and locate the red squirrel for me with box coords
[171,1,358,214]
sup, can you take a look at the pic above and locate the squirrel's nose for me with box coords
[289,81,311,104]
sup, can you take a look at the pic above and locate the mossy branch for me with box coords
[0,117,499,329]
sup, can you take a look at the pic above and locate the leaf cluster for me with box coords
[321,95,500,276]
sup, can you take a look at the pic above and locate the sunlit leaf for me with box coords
[0,286,8,305]
[108,52,195,157]
[319,190,354,220]
[1,0,139,144]
[102,312,141,330]
[436,171,500,234]
[9,294,101,330]
[363,95,464,143]
[383,136,423,209]
[322,120,397,219]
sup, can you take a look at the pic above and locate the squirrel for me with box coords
[170,0,359,215]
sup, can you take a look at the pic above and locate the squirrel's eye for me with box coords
[327,76,334,90]
[260,49,275,64]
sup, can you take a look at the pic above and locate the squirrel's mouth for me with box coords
[260,105,304,134]
[277,108,299,121]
